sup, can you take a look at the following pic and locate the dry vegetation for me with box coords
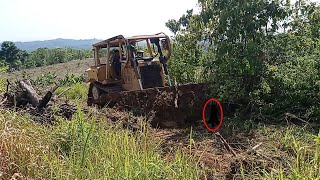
[0,58,93,80]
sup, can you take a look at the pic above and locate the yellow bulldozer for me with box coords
[85,32,209,127]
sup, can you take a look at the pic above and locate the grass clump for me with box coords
[55,83,88,101]
[281,128,320,179]
[259,126,320,180]
[0,108,204,179]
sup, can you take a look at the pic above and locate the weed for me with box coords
[55,83,88,101]
[260,127,320,179]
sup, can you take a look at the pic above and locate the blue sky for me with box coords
[0,0,198,42]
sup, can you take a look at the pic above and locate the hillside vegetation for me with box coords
[14,38,101,52]
[0,42,93,71]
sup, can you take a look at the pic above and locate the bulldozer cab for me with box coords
[85,33,172,92]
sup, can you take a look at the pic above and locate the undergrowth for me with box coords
[240,125,320,180]
[0,108,203,179]
[55,83,88,101]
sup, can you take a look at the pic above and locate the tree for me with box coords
[0,41,19,66]
[167,0,320,120]
[166,9,194,35]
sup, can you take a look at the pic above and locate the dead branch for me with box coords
[246,142,263,154]
[57,87,72,98]
[245,142,276,164]
[38,83,60,109]
[0,97,7,105]
[255,151,276,164]
[214,132,237,157]
[285,112,308,125]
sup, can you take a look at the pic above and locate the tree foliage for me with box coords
[0,41,26,69]
[167,0,320,121]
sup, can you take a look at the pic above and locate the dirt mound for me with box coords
[104,107,146,131]
[97,83,209,128]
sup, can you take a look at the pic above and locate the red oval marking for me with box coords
[202,98,224,132]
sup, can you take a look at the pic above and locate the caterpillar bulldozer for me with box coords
[85,33,209,127]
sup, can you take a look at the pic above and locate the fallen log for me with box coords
[18,80,59,109]
[285,112,308,126]
[19,80,41,107]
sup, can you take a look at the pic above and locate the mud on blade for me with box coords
[90,83,209,128]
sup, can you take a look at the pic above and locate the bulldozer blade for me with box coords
[91,83,209,128]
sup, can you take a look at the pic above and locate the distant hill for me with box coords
[15,38,102,52]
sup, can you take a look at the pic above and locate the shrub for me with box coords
[265,55,320,121]
[58,73,85,86]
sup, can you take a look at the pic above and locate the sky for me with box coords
[0,0,198,42]
[1,0,319,42]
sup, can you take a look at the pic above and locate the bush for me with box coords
[265,55,320,121]
[29,72,85,87]
[58,74,85,86]
[31,72,58,86]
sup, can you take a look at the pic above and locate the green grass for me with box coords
[1,107,320,179]
[279,128,320,179]
[0,78,6,94]
[0,108,204,179]
[55,83,88,101]
[243,126,320,180]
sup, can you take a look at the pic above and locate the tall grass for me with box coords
[0,108,204,179]
[281,128,320,179]
[261,127,320,180]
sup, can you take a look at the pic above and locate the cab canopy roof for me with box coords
[93,33,168,48]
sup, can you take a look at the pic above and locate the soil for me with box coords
[96,83,209,128]
[150,123,289,179]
